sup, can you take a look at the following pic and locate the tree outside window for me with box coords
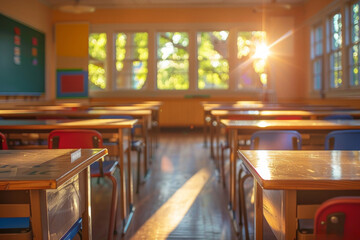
[157,32,189,90]
[236,31,267,90]
[350,1,360,87]
[88,33,107,90]
[329,12,342,88]
[115,32,148,89]
[198,31,229,89]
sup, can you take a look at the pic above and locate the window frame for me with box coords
[89,23,266,98]
[309,0,360,98]
[348,0,360,89]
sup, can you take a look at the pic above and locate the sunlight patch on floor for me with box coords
[130,168,211,240]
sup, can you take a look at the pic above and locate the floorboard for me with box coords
[91,130,239,240]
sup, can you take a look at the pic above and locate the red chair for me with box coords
[48,129,119,240]
[314,196,360,240]
[0,132,8,150]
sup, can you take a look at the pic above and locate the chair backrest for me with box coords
[324,114,354,120]
[250,130,302,150]
[48,129,103,149]
[325,130,360,150]
[314,196,360,240]
[0,132,8,150]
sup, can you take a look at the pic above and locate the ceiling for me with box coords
[40,0,306,9]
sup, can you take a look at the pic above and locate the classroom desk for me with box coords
[220,119,360,217]
[0,148,108,240]
[202,102,356,152]
[0,119,137,234]
[238,150,360,240]
[212,109,360,160]
[0,108,153,181]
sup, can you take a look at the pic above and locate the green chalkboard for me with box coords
[0,13,45,95]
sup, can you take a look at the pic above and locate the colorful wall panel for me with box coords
[55,23,89,98]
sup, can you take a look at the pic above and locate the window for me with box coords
[197,31,229,89]
[350,1,360,87]
[311,25,323,91]
[88,24,269,96]
[157,32,189,90]
[115,32,148,89]
[89,33,107,91]
[328,12,343,88]
[236,31,267,90]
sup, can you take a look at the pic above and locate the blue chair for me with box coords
[325,130,360,150]
[324,114,354,120]
[99,115,144,193]
[239,130,302,240]
[48,129,119,240]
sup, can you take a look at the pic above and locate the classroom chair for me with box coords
[0,132,32,239]
[99,115,144,193]
[0,132,8,150]
[314,196,360,240]
[48,129,118,240]
[219,115,254,187]
[324,114,354,120]
[239,130,302,240]
[325,129,360,150]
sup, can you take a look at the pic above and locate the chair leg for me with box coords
[105,174,118,240]
[220,142,229,188]
[240,173,253,240]
[237,168,244,226]
[136,148,142,194]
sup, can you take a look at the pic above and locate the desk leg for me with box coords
[127,128,134,212]
[143,116,150,178]
[118,129,127,224]
[81,166,92,240]
[216,116,220,169]
[229,128,238,212]
[203,111,209,148]
[30,190,44,240]
[254,181,263,240]
[210,116,215,159]
[284,190,297,240]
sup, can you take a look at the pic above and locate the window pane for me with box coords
[329,12,342,88]
[313,60,322,90]
[198,31,229,89]
[331,13,342,51]
[352,2,360,43]
[236,31,267,89]
[89,33,107,91]
[115,32,148,89]
[350,44,360,86]
[157,32,189,90]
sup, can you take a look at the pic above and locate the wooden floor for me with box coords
[91,130,239,240]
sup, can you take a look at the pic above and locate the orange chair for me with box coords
[314,196,360,240]
[0,132,8,150]
[48,129,119,240]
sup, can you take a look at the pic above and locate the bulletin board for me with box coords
[0,13,45,95]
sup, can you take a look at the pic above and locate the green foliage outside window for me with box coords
[157,32,189,90]
[115,32,148,89]
[198,31,229,89]
[88,33,107,90]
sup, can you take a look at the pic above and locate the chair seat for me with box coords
[90,161,118,178]
[0,217,29,229]
[60,218,82,240]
